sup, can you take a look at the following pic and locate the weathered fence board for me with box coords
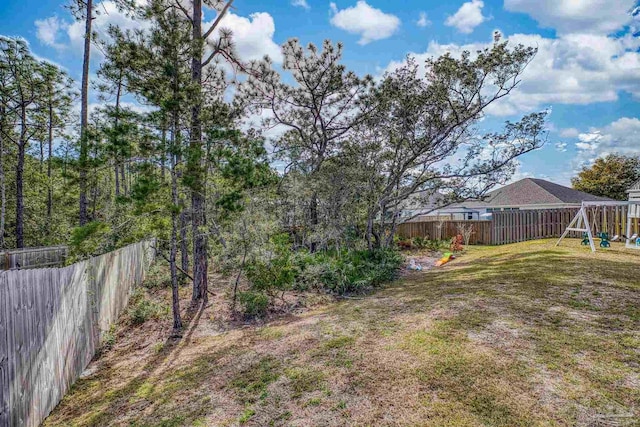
[397,206,639,246]
[396,220,493,244]
[0,240,155,427]
[0,246,68,271]
[0,274,10,427]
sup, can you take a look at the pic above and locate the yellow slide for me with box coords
[435,252,454,267]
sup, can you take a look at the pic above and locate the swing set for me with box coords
[556,201,640,252]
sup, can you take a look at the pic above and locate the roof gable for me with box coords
[458,178,613,208]
[630,179,640,191]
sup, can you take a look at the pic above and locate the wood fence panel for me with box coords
[0,240,155,427]
[0,246,68,271]
[398,206,639,246]
[0,274,9,427]
[397,220,493,244]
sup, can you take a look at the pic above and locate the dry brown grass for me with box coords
[44,239,640,426]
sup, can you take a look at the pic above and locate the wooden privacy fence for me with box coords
[0,239,156,427]
[396,220,493,244]
[492,206,638,245]
[492,209,579,245]
[397,206,639,246]
[0,246,68,271]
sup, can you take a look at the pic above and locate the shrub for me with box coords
[424,239,445,252]
[295,263,325,292]
[238,291,270,318]
[96,324,117,357]
[128,291,165,325]
[143,261,172,289]
[240,236,404,310]
[396,236,414,250]
[102,324,117,350]
[68,221,112,262]
[297,249,403,295]
[412,236,428,249]
[245,233,297,299]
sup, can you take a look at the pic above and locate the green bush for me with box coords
[129,291,165,325]
[412,236,428,249]
[424,239,445,252]
[241,234,404,309]
[68,221,112,262]
[238,291,270,318]
[245,233,297,298]
[295,263,325,292]
[296,249,403,295]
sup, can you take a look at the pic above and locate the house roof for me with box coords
[452,178,613,209]
[629,179,640,192]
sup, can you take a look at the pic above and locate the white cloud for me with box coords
[559,127,579,138]
[35,16,66,50]
[329,1,401,45]
[36,1,151,55]
[555,142,568,152]
[575,118,640,155]
[208,12,283,63]
[577,131,603,144]
[292,0,310,10]
[36,3,282,65]
[69,1,150,51]
[417,12,431,28]
[504,0,635,35]
[445,0,487,34]
[382,31,640,116]
[571,117,640,169]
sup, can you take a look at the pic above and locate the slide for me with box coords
[435,252,454,267]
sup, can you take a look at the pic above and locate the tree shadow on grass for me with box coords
[45,302,223,426]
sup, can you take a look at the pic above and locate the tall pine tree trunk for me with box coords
[16,109,26,248]
[0,106,5,249]
[91,143,99,219]
[180,209,189,274]
[170,110,182,332]
[121,164,127,196]
[189,0,208,304]
[47,101,53,228]
[113,75,122,199]
[79,0,93,226]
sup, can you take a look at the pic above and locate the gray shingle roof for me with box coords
[455,178,613,208]
[629,179,640,191]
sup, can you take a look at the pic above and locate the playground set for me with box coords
[556,201,640,252]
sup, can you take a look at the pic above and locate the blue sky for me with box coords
[3,0,640,185]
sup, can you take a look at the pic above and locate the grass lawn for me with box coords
[44,239,640,426]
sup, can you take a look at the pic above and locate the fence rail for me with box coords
[397,206,640,246]
[396,220,492,244]
[0,240,155,427]
[0,246,68,270]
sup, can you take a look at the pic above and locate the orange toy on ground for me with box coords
[435,252,455,267]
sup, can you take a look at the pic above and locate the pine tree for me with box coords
[69,0,95,226]
[37,63,75,231]
[0,37,48,248]
[169,0,238,305]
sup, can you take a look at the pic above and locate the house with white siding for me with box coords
[628,179,640,202]
[404,178,614,222]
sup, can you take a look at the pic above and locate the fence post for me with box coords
[0,273,9,427]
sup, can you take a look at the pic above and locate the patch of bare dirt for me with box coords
[467,319,533,353]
